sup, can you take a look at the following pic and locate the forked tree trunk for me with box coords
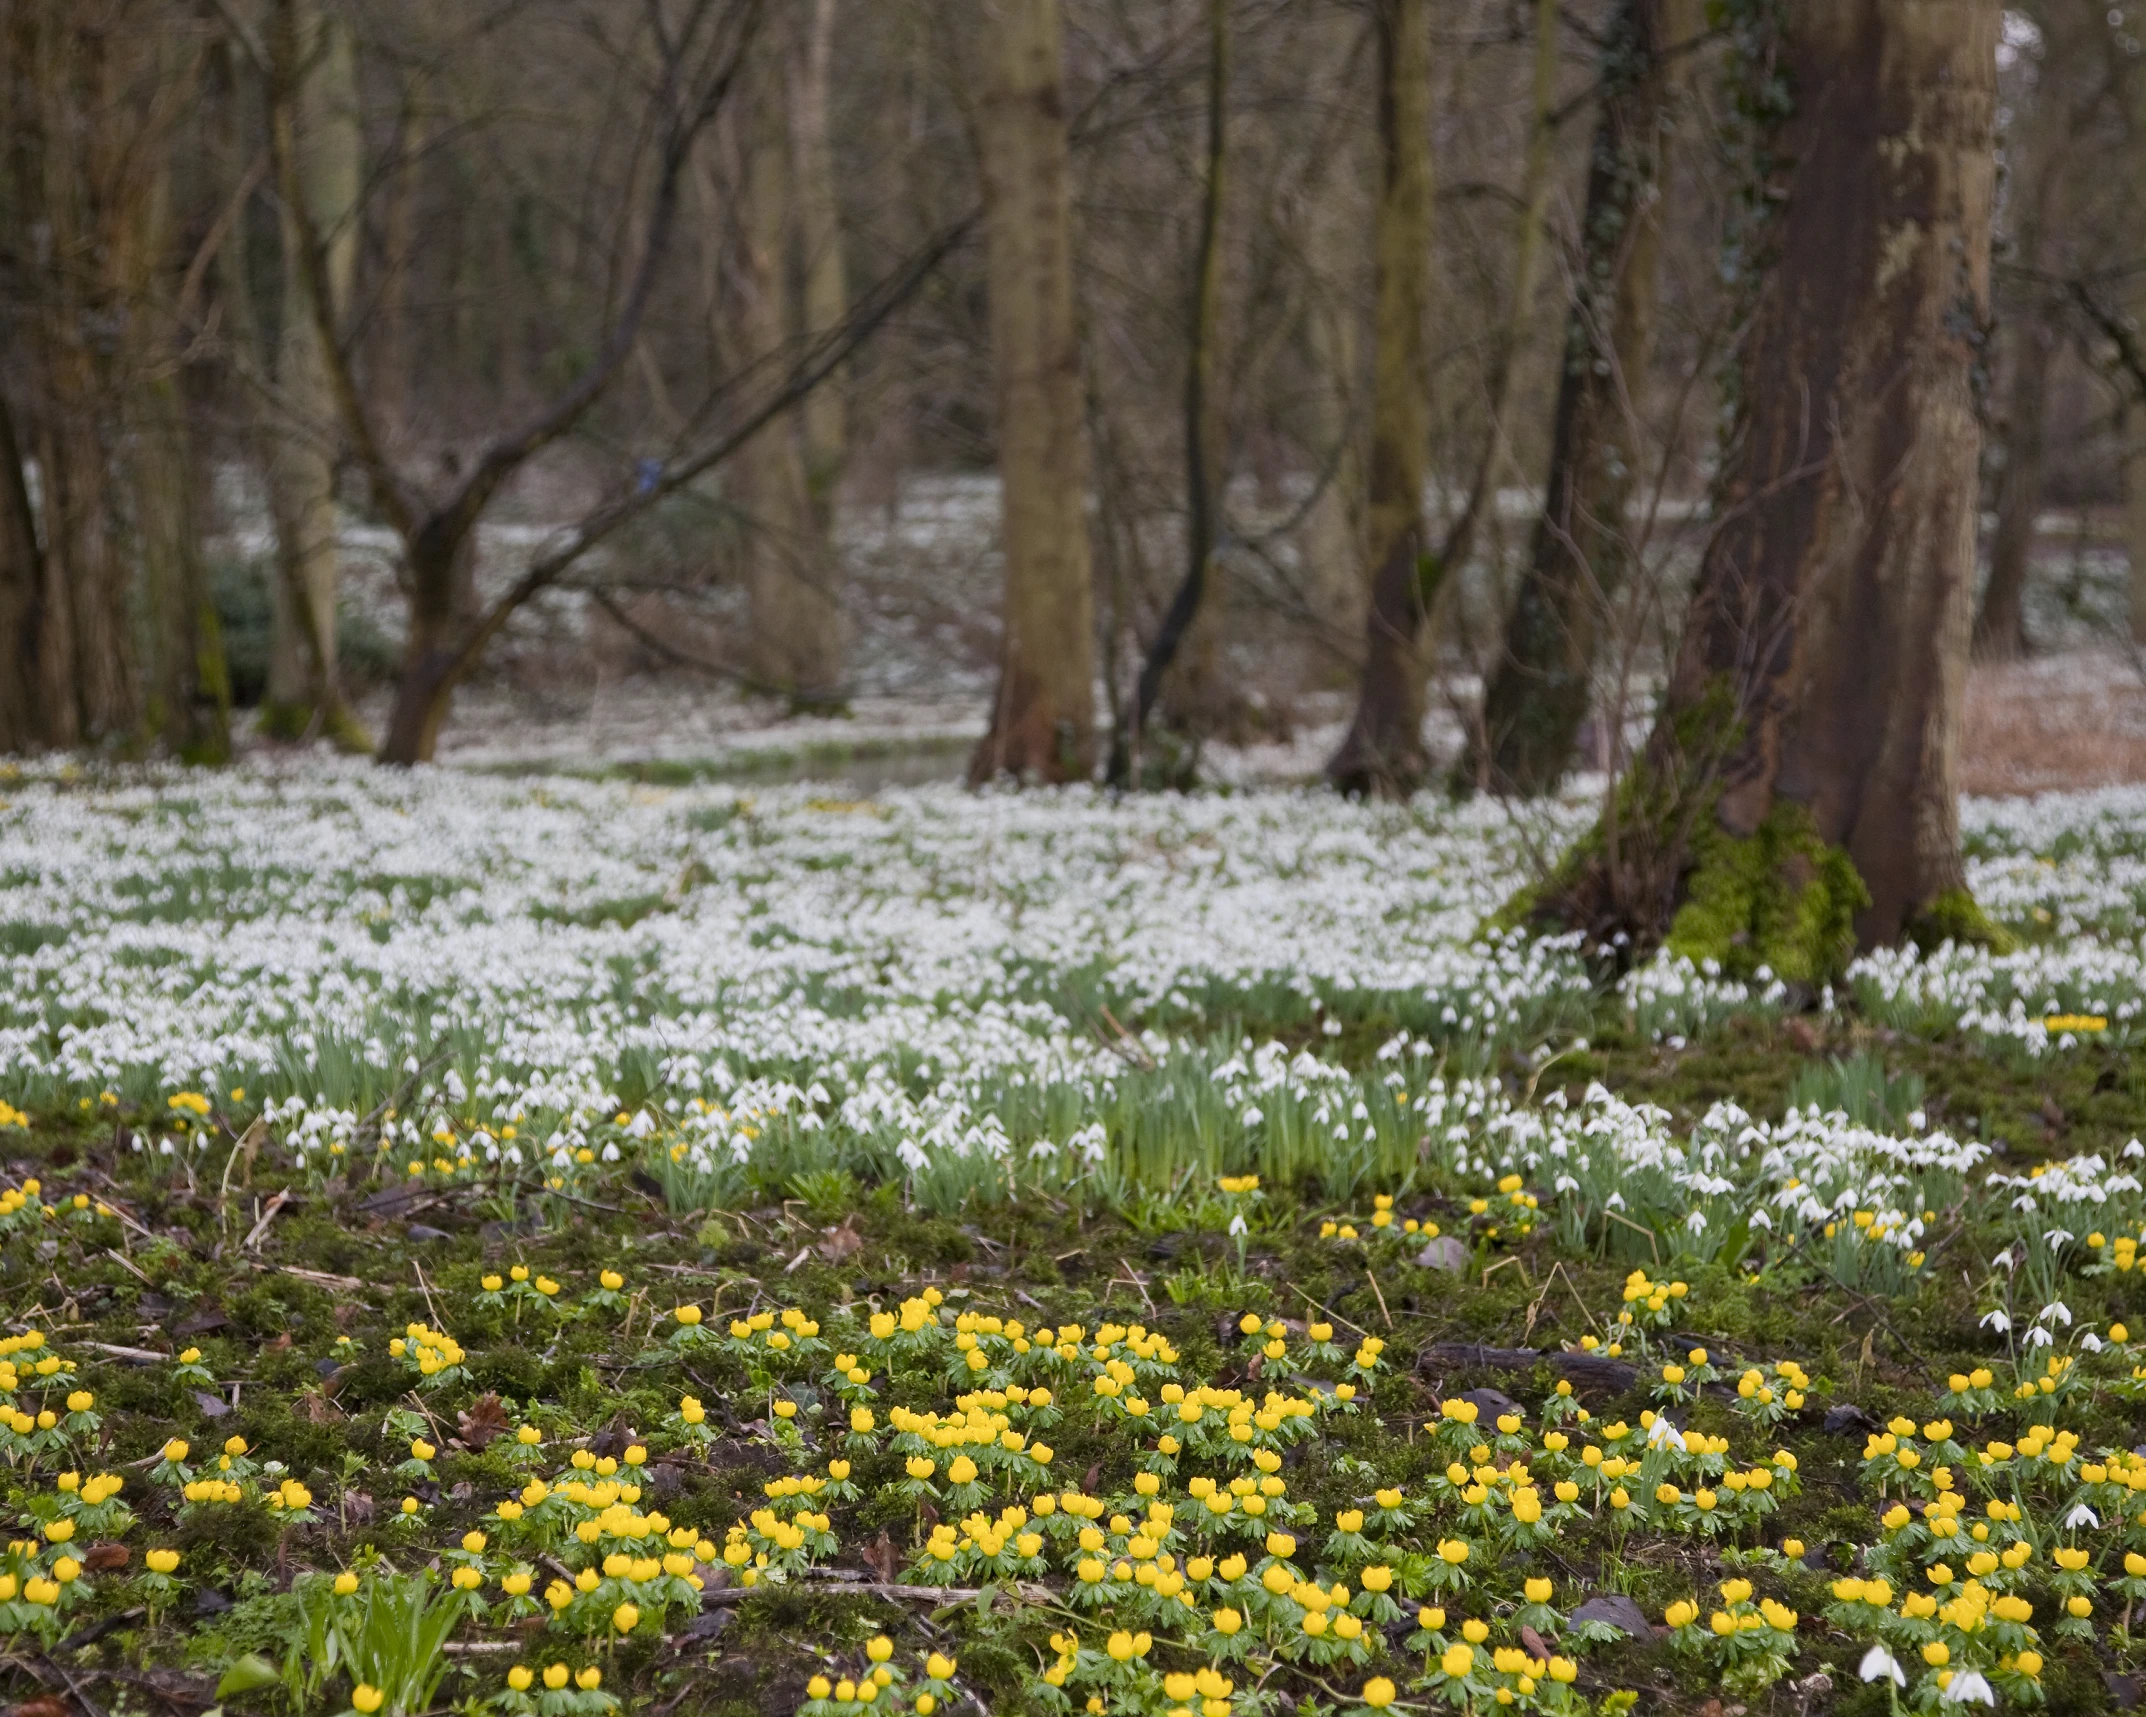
[969,0,1097,784]
[1530,0,1999,980]
[1465,0,1696,796]
[1325,0,1434,796]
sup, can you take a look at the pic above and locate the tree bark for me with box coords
[1465,0,1697,797]
[1325,0,1435,796]
[263,0,365,743]
[0,386,43,753]
[968,0,1097,784]
[736,23,846,706]
[1110,0,1228,787]
[1971,38,2067,665]
[793,0,849,533]
[1533,0,1999,978]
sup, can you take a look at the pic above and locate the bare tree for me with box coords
[968,0,1096,783]
[1973,8,2073,663]
[258,0,764,763]
[1463,0,1700,797]
[1324,0,1433,796]
[1110,0,1228,787]
[1523,0,2001,980]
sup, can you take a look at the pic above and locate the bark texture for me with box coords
[1533,0,1999,975]
[1972,37,2067,665]
[2,2,226,757]
[1465,0,1696,797]
[263,0,364,741]
[738,22,846,706]
[969,0,1096,784]
[1324,0,1434,797]
[1111,0,1228,786]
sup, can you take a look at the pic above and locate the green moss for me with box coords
[1665,799,1868,986]
[1907,886,2016,955]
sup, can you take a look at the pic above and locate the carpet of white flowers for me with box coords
[0,760,2145,1717]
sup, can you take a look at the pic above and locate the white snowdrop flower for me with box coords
[1859,1647,1906,1687]
[2037,1300,2072,1326]
[1981,1309,2012,1333]
[2064,1503,2099,1529]
[1942,1670,1995,1706]
[1645,1419,1685,1452]
[1228,1214,1247,1237]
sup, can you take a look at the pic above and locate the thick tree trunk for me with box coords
[1466,0,1696,797]
[1325,0,1435,796]
[969,0,1097,784]
[738,31,845,707]
[377,539,472,766]
[1111,0,1228,787]
[1531,0,1999,980]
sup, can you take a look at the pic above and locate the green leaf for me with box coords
[215,1653,283,1698]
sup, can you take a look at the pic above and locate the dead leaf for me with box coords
[818,1218,864,1263]
[192,1389,230,1419]
[1520,1623,1552,1661]
[1784,1018,1823,1055]
[862,1529,896,1584]
[264,1331,292,1352]
[299,1391,343,1425]
[84,1542,130,1572]
[12,1697,71,1717]
[457,1392,510,1452]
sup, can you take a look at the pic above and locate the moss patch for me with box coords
[1906,885,2016,955]
[1665,799,1868,986]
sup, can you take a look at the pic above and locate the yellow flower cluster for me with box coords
[388,1322,465,1375]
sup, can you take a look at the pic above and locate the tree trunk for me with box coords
[968,0,1097,784]
[1325,0,1435,796]
[738,25,845,707]
[377,538,471,766]
[1973,320,2051,662]
[264,0,364,743]
[2128,397,2146,647]
[0,386,43,753]
[1465,0,1696,797]
[1528,0,2000,982]
[793,0,848,533]
[1971,40,2065,665]
[1111,0,1228,787]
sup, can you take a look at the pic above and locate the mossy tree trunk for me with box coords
[1463,0,1698,798]
[1530,0,2001,981]
[969,0,1096,784]
[1325,0,1434,797]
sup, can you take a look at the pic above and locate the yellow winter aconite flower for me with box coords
[352,1687,384,1714]
[1441,1643,1474,1678]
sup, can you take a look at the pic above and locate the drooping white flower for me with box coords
[1859,1647,1906,1686]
